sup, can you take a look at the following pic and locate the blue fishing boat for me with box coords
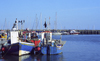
[40,31,66,55]
[38,21,66,55]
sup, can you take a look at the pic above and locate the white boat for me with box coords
[70,30,80,35]
[61,32,69,35]
[52,32,62,35]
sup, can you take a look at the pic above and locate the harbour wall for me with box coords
[1,29,100,34]
[33,29,100,34]
[58,30,100,34]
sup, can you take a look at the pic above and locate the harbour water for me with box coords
[0,35,100,61]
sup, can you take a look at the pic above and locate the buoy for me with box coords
[2,47,5,51]
[35,47,41,51]
[37,47,40,51]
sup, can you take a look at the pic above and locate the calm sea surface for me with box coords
[0,35,100,61]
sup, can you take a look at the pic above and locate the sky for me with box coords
[0,0,100,30]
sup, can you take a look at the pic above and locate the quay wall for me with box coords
[78,30,100,34]
[33,29,100,34]
[1,29,100,34]
[58,30,100,34]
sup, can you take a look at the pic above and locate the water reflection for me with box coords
[30,54,63,61]
[1,54,63,61]
[0,54,19,61]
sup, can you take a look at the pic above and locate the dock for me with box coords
[33,29,100,34]
[1,29,100,35]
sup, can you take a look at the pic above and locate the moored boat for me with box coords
[38,21,66,55]
[1,19,41,56]
[52,32,62,35]
[61,31,69,35]
[39,31,66,55]
[70,30,80,35]
[1,30,41,56]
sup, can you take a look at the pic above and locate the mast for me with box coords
[16,18,18,30]
[40,13,42,30]
[93,25,95,30]
[21,20,25,31]
[35,14,38,30]
[49,17,50,30]
[3,18,6,30]
[54,12,57,30]
[12,18,18,30]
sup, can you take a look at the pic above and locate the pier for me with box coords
[55,30,100,34]
[1,29,100,35]
[34,29,100,34]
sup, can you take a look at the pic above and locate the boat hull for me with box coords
[2,42,35,56]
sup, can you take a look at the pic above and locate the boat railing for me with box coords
[19,37,40,42]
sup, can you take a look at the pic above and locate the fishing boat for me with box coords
[1,19,41,56]
[39,31,66,55]
[37,21,66,55]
